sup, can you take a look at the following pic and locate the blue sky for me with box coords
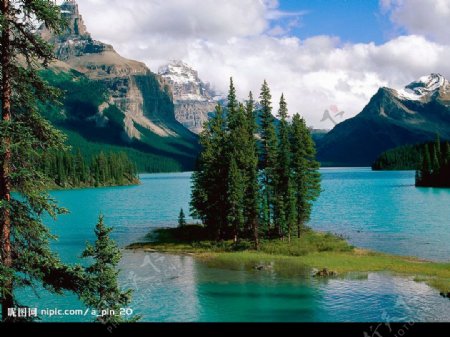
[277,0,389,44]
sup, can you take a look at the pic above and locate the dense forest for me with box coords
[372,144,424,170]
[416,137,450,187]
[40,149,139,188]
[191,79,321,247]
[372,137,450,187]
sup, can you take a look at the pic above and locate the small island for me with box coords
[128,225,450,299]
[130,81,449,301]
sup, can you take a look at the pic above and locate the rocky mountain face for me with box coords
[317,74,450,166]
[158,61,219,134]
[39,0,198,171]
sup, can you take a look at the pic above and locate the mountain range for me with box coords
[39,1,450,170]
[317,73,450,166]
[39,0,199,172]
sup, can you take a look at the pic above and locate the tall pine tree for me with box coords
[258,80,278,236]
[274,94,294,240]
[81,215,136,323]
[225,79,245,241]
[227,158,245,243]
[0,0,86,321]
[190,105,228,240]
[290,114,321,238]
[243,92,260,249]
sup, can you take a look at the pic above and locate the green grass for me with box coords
[128,225,450,296]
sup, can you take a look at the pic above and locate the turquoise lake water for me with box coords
[16,168,450,322]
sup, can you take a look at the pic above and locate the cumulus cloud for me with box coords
[382,0,450,44]
[72,0,450,129]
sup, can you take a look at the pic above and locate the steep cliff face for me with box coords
[39,1,199,171]
[159,60,219,134]
[43,1,183,140]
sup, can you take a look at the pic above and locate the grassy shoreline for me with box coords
[127,226,450,297]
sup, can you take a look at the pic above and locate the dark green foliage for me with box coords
[62,128,183,173]
[273,94,294,239]
[290,114,322,238]
[81,215,136,323]
[259,80,278,232]
[39,149,138,188]
[416,136,450,187]
[178,208,187,228]
[190,104,228,240]
[0,0,87,321]
[243,92,260,249]
[40,69,106,120]
[227,157,245,241]
[190,79,321,246]
[372,137,450,188]
[372,144,423,170]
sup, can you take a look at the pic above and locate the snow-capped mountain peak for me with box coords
[158,60,199,86]
[396,73,449,101]
[158,60,217,102]
[158,60,220,134]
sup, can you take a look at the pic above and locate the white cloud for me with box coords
[382,0,450,44]
[73,0,450,129]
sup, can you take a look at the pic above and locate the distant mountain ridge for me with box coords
[39,0,199,172]
[317,74,450,166]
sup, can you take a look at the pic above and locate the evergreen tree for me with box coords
[227,158,245,243]
[444,142,450,186]
[0,0,86,321]
[444,142,450,166]
[243,92,260,249]
[290,114,321,238]
[418,145,432,185]
[435,134,441,164]
[224,78,243,240]
[431,143,440,174]
[190,105,228,240]
[178,208,187,228]
[81,215,136,323]
[416,140,450,187]
[274,94,294,240]
[258,80,278,235]
[227,77,239,128]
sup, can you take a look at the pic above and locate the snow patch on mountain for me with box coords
[158,60,221,134]
[395,73,449,101]
[158,60,217,102]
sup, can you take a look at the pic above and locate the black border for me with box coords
[0,323,448,337]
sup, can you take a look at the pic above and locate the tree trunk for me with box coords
[297,223,301,239]
[1,0,14,321]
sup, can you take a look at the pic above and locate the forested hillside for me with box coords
[40,69,198,173]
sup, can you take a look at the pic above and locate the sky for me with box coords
[69,0,450,129]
